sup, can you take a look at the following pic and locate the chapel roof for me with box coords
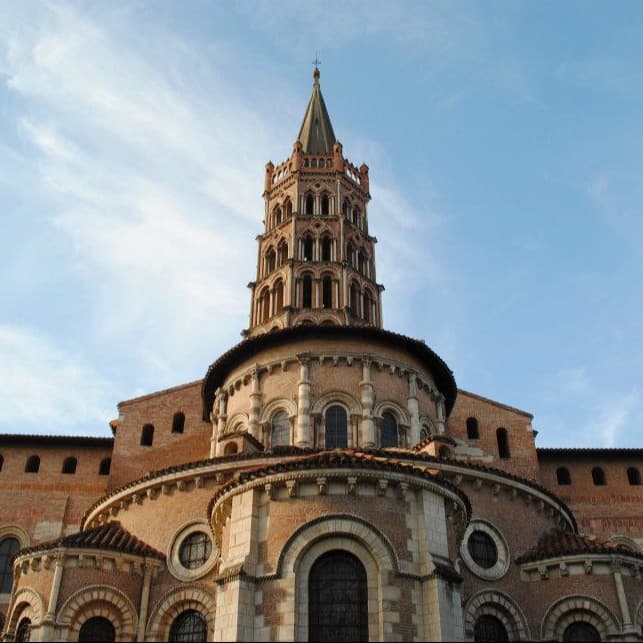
[16,521,164,560]
[297,68,337,154]
[515,528,643,564]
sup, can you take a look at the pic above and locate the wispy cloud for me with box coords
[585,391,639,447]
[0,324,113,432]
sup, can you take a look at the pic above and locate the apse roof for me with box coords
[297,68,336,154]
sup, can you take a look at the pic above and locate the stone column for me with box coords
[612,561,633,631]
[407,372,421,446]
[360,356,376,448]
[249,368,263,442]
[295,355,312,447]
[214,391,228,457]
[435,393,446,434]
[136,563,154,642]
[40,554,64,641]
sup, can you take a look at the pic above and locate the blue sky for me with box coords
[1,1,642,447]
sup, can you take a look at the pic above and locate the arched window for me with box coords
[285,199,293,218]
[346,242,354,267]
[352,207,360,227]
[271,411,290,448]
[303,235,314,261]
[358,251,366,275]
[169,610,207,643]
[172,411,185,434]
[325,405,348,449]
[266,249,276,274]
[321,194,330,215]
[15,617,31,642]
[0,537,20,593]
[259,288,270,324]
[420,426,430,442]
[496,428,510,459]
[62,457,77,474]
[322,276,333,309]
[562,622,601,642]
[277,240,288,266]
[25,455,40,474]
[342,199,349,217]
[321,236,332,261]
[79,616,116,642]
[309,550,368,642]
[98,458,111,476]
[380,412,398,448]
[474,615,508,642]
[305,194,314,215]
[141,424,154,447]
[274,280,284,314]
[627,467,641,485]
[466,417,479,439]
[592,467,606,486]
[349,283,360,317]
[223,442,238,456]
[363,291,372,323]
[556,467,572,485]
[274,206,282,226]
[302,275,313,309]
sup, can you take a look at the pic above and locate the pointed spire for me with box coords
[297,68,337,154]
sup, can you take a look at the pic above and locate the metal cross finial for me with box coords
[312,53,321,69]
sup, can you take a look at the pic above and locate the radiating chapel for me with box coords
[0,69,642,642]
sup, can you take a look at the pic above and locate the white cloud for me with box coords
[552,367,589,394]
[586,391,639,447]
[0,324,113,432]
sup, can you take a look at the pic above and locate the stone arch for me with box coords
[57,585,137,642]
[540,595,620,641]
[6,587,45,634]
[373,400,409,425]
[259,398,297,425]
[145,584,216,642]
[224,412,249,435]
[278,514,400,642]
[464,589,530,641]
[0,524,30,549]
[311,391,361,417]
[607,534,641,552]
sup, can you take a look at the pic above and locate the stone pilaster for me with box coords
[295,355,312,447]
[360,355,376,448]
[407,372,421,446]
[248,367,262,442]
[215,390,228,457]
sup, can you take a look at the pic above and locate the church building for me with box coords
[0,69,641,642]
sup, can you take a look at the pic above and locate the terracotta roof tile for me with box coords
[515,528,643,564]
[17,522,164,560]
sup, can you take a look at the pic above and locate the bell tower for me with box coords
[245,68,384,336]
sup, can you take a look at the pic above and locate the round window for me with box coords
[179,532,213,570]
[467,531,498,569]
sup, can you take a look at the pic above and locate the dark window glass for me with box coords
[303,275,313,309]
[474,615,508,642]
[169,610,207,643]
[325,406,348,449]
[274,280,284,314]
[259,288,270,324]
[0,537,20,594]
[352,208,360,226]
[380,412,398,448]
[627,467,641,485]
[592,467,606,486]
[363,292,372,323]
[303,236,314,261]
[277,241,288,266]
[358,251,365,275]
[346,243,354,267]
[322,276,332,309]
[15,617,31,642]
[179,532,212,569]
[321,195,329,215]
[223,442,238,456]
[98,458,111,476]
[350,283,360,317]
[141,424,154,447]
[563,622,601,642]
[468,531,498,569]
[285,200,292,218]
[321,237,332,261]
[305,194,314,215]
[309,550,368,642]
[172,412,185,434]
[557,467,572,485]
[466,417,479,439]
[79,617,116,642]
[267,249,276,273]
[0,455,3,472]
[271,411,290,447]
[25,455,40,474]
[496,428,510,459]
[62,457,77,474]
[274,207,282,226]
